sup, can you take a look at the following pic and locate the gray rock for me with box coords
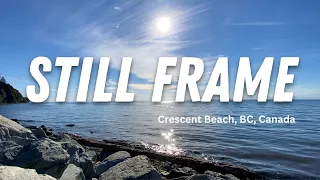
[187,174,223,180]
[43,163,69,179]
[222,174,240,180]
[79,152,95,180]
[167,167,197,179]
[204,170,222,177]
[70,151,81,167]
[95,151,130,177]
[103,151,130,162]
[0,166,56,180]
[59,164,86,180]
[31,127,48,139]
[59,141,85,156]
[0,141,23,164]
[86,150,98,162]
[0,114,36,145]
[8,138,70,172]
[99,155,161,180]
[204,171,239,180]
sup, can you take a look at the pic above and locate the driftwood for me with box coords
[67,133,266,179]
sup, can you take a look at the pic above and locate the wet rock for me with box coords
[79,152,95,180]
[59,164,86,180]
[65,124,75,127]
[166,167,197,179]
[99,155,162,180]
[8,138,69,172]
[0,141,23,164]
[95,151,130,177]
[0,166,56,180]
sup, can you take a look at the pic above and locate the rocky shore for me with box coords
[0,114,265,180]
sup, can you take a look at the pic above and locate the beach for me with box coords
[0,114,263,179]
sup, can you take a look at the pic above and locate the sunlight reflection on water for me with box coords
[142,129,184,155]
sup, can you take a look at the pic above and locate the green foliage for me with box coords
[0,79,29,104]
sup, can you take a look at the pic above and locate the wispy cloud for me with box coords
[227,21,289,26]
[40,1,210,82]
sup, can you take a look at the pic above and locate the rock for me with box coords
[0,114,36,145]
[31,127,48,139]
[166,167,197,179]
[204,170,222,177]
[8,138,69,172]
[65,124,75,127]
[222,174,240,180]
[172,176,189,180]
[204,171,239,180]
[102,151,130,162]
[86,150,98,162]
[187,174,224,180]
[99,155,161,180]
[43,163,69,179]
[11,118,19,123]
[0,141,23,164]
[40,125,53,136]
[161,170,170,176]
[59,164,86,180]
[98,150,111,161]
[0,166,56,180]
[70,151,81,167]
[59,141,85,156]
[79,152,95,180]
[95,151,130,177]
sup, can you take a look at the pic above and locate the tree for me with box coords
[0,77,6,84]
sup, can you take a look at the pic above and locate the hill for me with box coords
[0,78,29,104]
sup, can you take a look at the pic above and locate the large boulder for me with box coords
[59,164,86,180]
[0,166,56,180]
[7,138,69,172]
[0,141,23,164]
[95,151,130,177]
[0,115,36,145]
[99,155,161,180]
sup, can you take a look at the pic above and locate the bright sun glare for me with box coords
[156,16,171,33]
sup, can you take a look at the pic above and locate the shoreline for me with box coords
[0,114,265,179]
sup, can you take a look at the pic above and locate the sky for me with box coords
[0,0,319,101]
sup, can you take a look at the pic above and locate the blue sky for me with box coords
[0,0,319,101]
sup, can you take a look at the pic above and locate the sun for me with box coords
[156,16,171,33]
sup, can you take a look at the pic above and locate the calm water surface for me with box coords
[0,101,319,179]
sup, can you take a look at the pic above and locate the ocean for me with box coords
[0,100,319,179]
